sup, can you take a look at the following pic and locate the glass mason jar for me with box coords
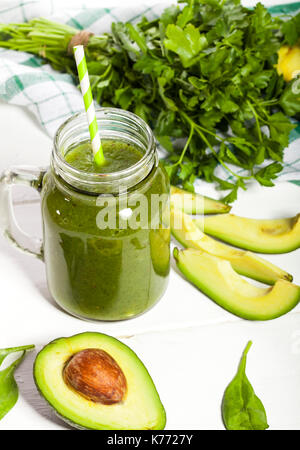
[0,108,170,321]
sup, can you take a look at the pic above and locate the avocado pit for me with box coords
[63,348,127,405]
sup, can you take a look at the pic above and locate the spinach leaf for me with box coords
[0,345,35,420]
[222,341,269,430]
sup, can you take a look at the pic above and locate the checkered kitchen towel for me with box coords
[0,0,299,186]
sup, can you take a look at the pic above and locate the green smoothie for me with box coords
[42,139,170,321]
[65,140,143,173]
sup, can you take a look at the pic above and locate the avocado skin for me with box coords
[196,213,300,254]
[174,248,300,320]
[33,332,166,430]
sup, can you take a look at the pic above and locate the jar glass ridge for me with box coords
[52,108,157,194]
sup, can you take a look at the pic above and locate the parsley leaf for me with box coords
[164,23,207,67]
[254,162,283,187]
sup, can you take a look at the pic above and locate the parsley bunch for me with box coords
[1,0,299,201]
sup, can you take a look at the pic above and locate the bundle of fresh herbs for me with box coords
[0,0,299,201]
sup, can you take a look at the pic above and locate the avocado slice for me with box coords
[171,186,231,214]
[171,209,292,285]
[34,332,166,430]
[174,248,300,320]
[194,213,300,254]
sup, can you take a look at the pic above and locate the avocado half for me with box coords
[34,332,166,430]
[195,213,300,254]
[174,247,300,320]
[171,208,292,285]
[171,186,231,214]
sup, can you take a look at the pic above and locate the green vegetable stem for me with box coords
[0,345,35,420]
[222,341,269,430]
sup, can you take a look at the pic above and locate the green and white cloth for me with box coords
[0,0,167,135]
[0,0,299,186]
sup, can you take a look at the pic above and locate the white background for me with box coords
[0,0,300,430]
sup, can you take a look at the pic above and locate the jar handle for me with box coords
[0,167,46,260]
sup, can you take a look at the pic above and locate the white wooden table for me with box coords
[0,0,300,430]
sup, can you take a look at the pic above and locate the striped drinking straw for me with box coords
[73,45,105,166]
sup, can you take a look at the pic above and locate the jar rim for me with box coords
[52,108,156,193]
